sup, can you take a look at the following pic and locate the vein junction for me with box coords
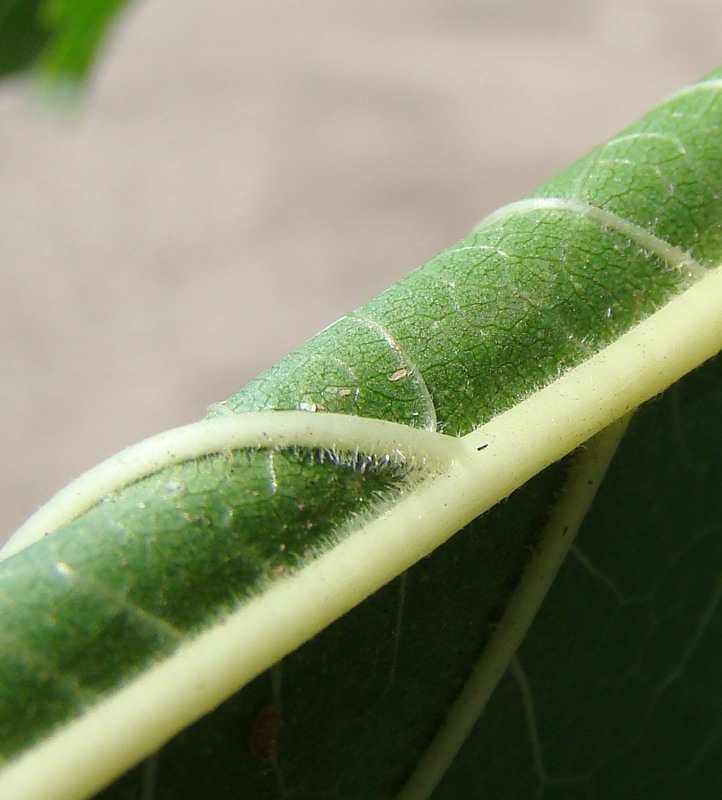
[395,415,632,800]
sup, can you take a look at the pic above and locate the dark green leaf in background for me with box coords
[435,359,722,799]
[0,0,133,81]
[0,0,46,77]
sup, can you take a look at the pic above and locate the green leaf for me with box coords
[0,0,133,81]
[2,68,722,800]
[0,0,45,77]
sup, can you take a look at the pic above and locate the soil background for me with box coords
[2,1,721,541]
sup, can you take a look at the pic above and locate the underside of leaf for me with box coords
[3,67,722,800]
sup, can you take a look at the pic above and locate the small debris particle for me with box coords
[388,367,409,382]
[477,443,489,451]
[338,388,352,398]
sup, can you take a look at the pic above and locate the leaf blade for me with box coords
[3,68,722,800]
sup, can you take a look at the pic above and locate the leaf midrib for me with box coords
[3,264,722,800]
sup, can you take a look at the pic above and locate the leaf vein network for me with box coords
[349,312,438,431]
[479,197,707,280]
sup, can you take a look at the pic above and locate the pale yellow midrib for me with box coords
[2,265,722,800]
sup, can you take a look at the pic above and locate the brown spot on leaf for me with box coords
[250,705,284,762]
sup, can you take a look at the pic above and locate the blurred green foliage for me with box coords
[0,0,132,80]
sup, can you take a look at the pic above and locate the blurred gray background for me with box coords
[1,0,721,542]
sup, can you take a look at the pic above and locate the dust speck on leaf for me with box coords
[388,367,409,382]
